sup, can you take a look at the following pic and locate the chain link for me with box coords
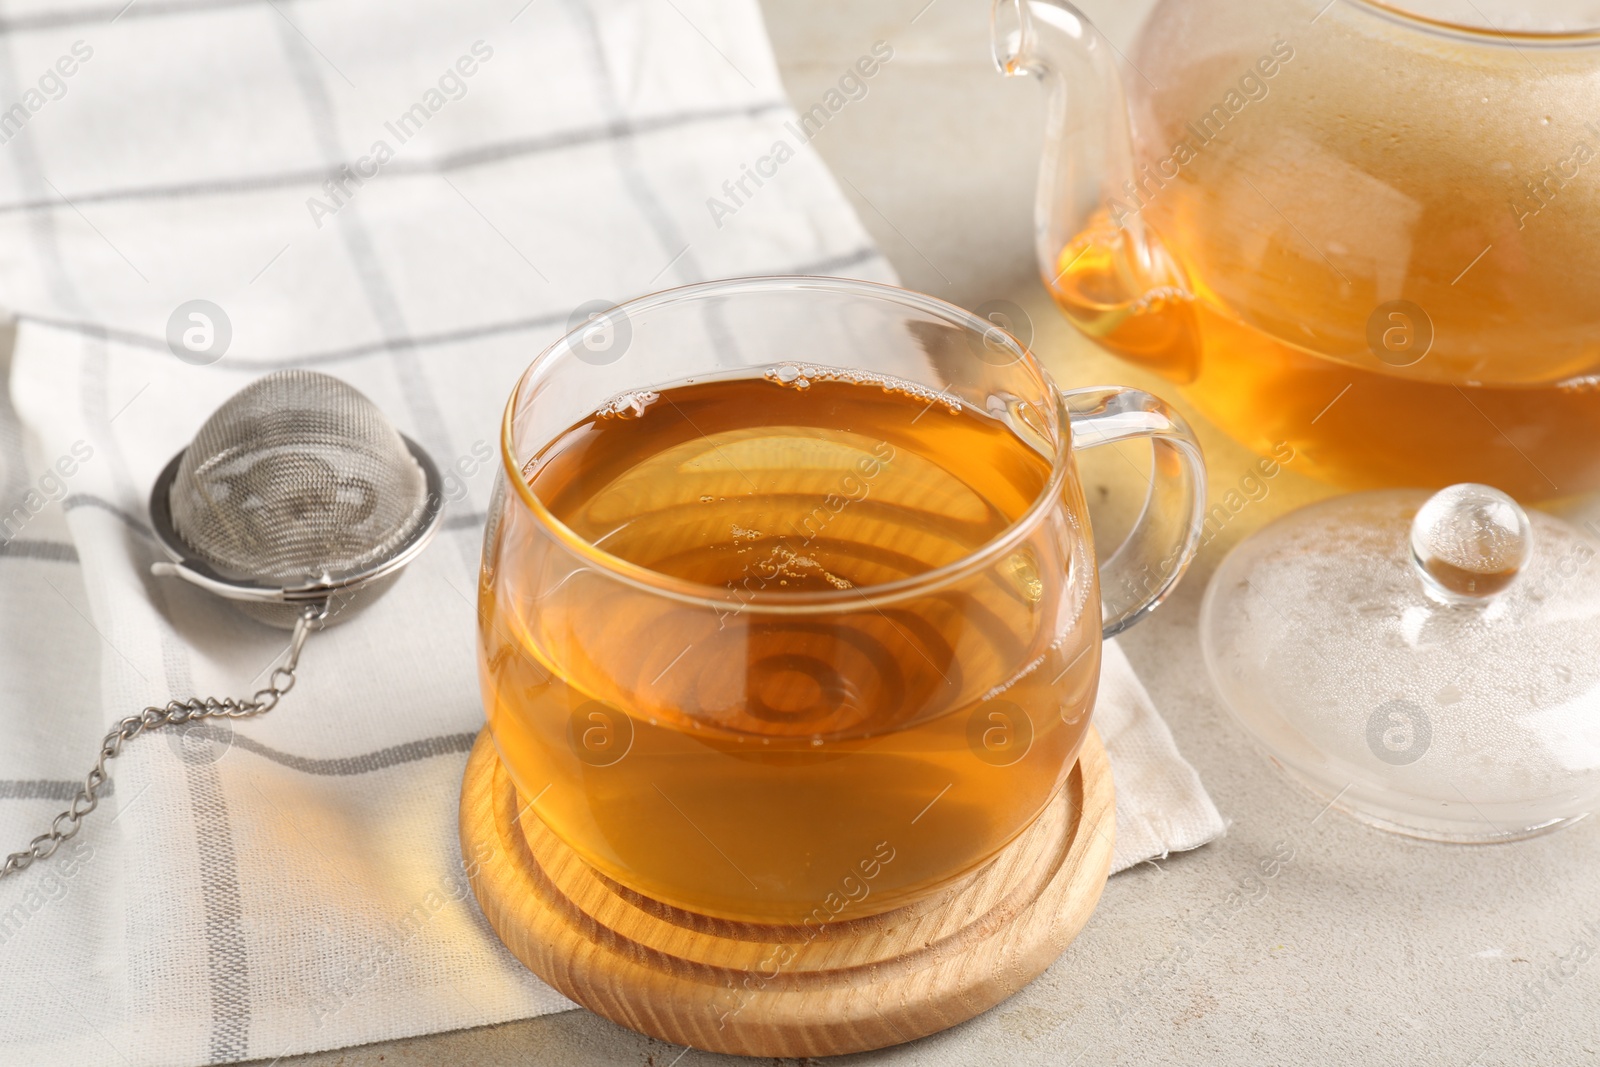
[1,604,321,880]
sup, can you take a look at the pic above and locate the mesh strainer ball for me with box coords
[0,371,447,882]
[149,369,444,628]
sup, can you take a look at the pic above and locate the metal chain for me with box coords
[1,604,322,880]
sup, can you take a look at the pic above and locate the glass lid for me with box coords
[1202,484,1600,842]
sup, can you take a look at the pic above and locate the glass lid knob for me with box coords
[1409,484,1532,602]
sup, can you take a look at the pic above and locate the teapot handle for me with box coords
[1062,385,1207,637]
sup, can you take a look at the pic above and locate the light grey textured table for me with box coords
[271,3,1600,1064]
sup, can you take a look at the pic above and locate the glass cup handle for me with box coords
[1061,385,1207,638]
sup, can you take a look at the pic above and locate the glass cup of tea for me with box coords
[479,277,1205,924]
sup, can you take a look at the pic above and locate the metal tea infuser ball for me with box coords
[2,369,444,878]
[1201,483,1600,842]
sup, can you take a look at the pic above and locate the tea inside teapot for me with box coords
[1000,0,1600,498]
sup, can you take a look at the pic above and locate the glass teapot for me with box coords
[994,0,1600,501]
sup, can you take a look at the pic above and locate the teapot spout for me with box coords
[992,0,1141,274]
[993,0,1199,382]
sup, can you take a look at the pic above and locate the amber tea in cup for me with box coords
[479,278,1204,923]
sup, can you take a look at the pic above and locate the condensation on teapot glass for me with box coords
[997,0,1600,498]
[1370,0,1600,33]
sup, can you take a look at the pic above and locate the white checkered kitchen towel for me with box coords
[0,1,1222,1063]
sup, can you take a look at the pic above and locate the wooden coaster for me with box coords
[460,727,1114,1058]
